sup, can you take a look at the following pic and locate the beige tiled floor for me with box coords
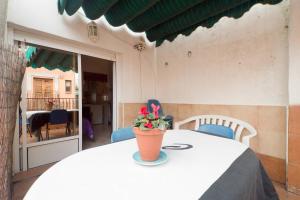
[82,124,112,149]
[274,182,300,200]
[13,176,38,200]
[13,164,54,200]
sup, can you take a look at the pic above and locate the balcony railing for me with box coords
[27,97,78,111]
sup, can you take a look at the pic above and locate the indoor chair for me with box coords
[46,109,70,140]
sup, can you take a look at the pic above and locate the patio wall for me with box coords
[288,0,300,194]
[155,1,289,106]
[119,103,286,184]
[119,1,289,184]
[155,0,289,184]
[25,67,77,99]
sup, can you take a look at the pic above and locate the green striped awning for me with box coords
[26,46,75,72]
[58,0,283,46]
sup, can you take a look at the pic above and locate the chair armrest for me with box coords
[174,121,183,130]
[241,133,257,147]
[174,117,195,130]
[163,115,174,129]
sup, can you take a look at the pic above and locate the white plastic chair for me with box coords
[174,115,257,146]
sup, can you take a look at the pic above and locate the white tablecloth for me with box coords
[24,130,247,200]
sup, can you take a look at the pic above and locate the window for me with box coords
[65,80,72,93]
[33,78,53,98]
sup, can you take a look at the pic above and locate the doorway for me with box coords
[81,55,114,149]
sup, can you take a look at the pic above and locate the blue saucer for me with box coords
[133,151,168,166]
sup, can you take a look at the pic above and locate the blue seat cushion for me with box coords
[197,124,234,139]
[111,127,135,143]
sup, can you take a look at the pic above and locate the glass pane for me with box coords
[20,44,79,144]
[65,80,72,93]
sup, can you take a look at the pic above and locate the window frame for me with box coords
[65,80,72,93]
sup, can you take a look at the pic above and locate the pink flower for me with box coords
[151,103,160,119]
[144,122,153,129]
[139,106,149,116]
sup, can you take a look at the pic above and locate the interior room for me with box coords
[81,55,113,149]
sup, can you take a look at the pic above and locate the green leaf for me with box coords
[147,113,155,120]
[137,114,145,120]
[151,120,159,128]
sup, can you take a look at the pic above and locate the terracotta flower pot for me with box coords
[133,127,165,161]
[46,103,53,111]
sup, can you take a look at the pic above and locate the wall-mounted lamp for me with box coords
[187,51,192,57]
[133,42,146,52]
[87,21,99,42]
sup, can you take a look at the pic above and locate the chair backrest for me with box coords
[147,99,164,116]
[49,109,68,125]
[111,127,135,143]
[174,115,257,146]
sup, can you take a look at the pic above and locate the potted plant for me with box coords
[45,98,55,111]
[133,104,169,161]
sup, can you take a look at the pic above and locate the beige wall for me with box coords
[155,1,289,106]
[149,1,289,160]
[289,0,300,105]
[120,103,286,159]
[119,102,286,183]
[25,67,76,99]
[288,0,300,193]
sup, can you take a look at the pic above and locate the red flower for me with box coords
[151,103,160,119]
[139,106,149,116]
[144,122,153,129]
[47,99,55,105]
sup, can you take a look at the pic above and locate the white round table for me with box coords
[24,130,247,200]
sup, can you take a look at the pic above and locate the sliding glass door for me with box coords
[18,43,81,170]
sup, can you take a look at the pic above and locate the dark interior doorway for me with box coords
[81,55,113,149]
